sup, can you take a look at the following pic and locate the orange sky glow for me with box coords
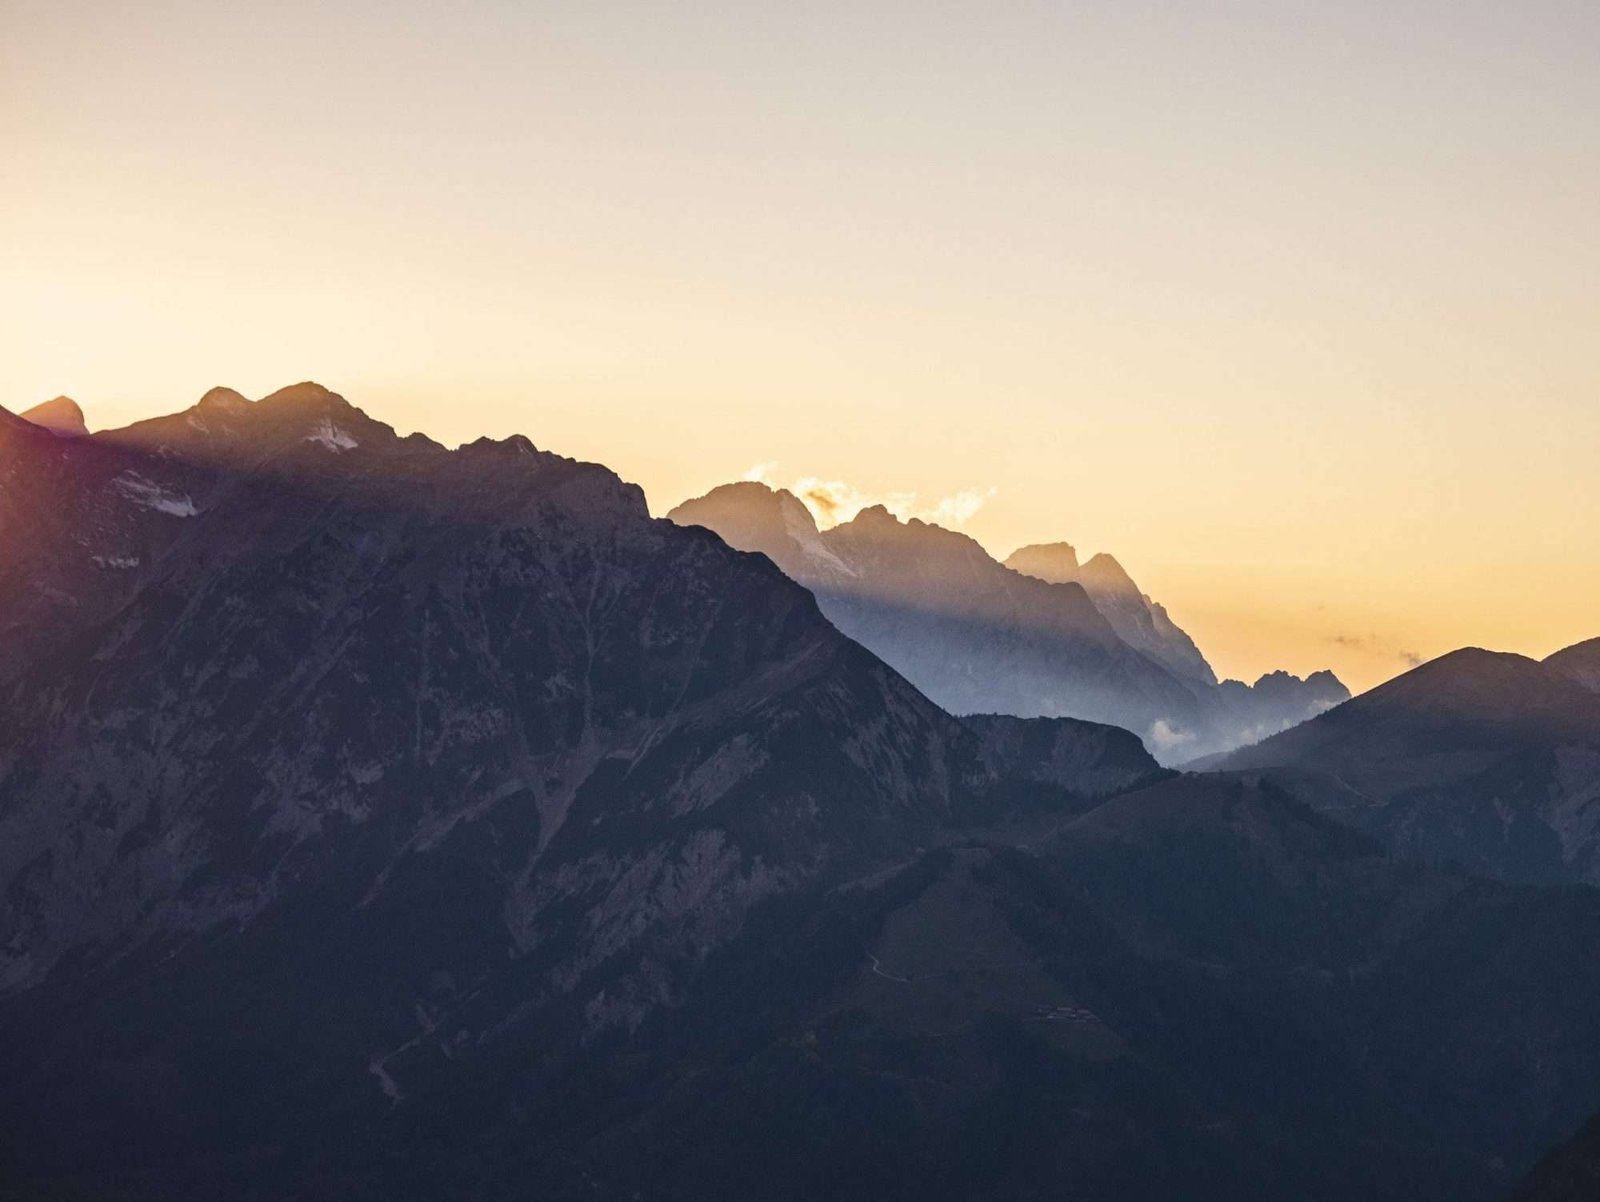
[3,1,1596,693]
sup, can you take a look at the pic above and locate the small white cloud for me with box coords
[742,461,778,484]
[926,487,998,527]
[1147,719,1195,754]
[785,475,996,531]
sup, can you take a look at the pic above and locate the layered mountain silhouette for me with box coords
[1,384,1597,1201]
[1213,645,1600,885]
[668,481,1346,763]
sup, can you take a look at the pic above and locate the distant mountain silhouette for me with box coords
[1005,541,1215,685]
[669,481,1347,763]
[1215,645,1600,884]
[19,395,87,437]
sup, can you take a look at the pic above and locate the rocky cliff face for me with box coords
[1004,541,1216,687]
[669,482,1348,762]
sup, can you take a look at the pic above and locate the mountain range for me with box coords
[1,384,1596,1201]
[668,481,1346,763]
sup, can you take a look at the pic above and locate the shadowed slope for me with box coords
[1509,1114,1600,1202]
[1546,637,1600,693]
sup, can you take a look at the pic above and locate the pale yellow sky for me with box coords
[3,1,1597,692]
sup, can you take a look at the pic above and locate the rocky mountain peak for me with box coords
[460,433,542,458]
[849,503,898,526]
[692,479,786,512]
[1078,552,1139,595]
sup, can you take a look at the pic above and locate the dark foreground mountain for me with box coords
[1,386,1596,1201]
[1509,1112,1600,1202]
[1214,646,1600,885]
[667,482,1346,762]
[1546,636,1600,693]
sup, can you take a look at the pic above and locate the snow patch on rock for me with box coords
[306,419,359,452]
[112,471,199,516]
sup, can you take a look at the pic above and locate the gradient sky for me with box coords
[4,0,1597,692]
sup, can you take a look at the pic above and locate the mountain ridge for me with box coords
[669,480,1347,762]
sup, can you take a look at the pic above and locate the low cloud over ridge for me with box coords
[743,465,997,530]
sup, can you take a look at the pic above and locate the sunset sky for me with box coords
[4,1,1596,692]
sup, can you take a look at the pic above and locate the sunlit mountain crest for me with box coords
[19,396,88,438]
[670,480,1347,762]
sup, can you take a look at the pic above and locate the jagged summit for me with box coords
[20,396,88,438]
[1248,667,1344,691]
[1007,541,1217,688]
[459,433,541,456]
[850,502,898,525]
[1078,552,1139,593]
[1009,545,1147,602]
[829,502,993,559]
[667,480,851,582]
